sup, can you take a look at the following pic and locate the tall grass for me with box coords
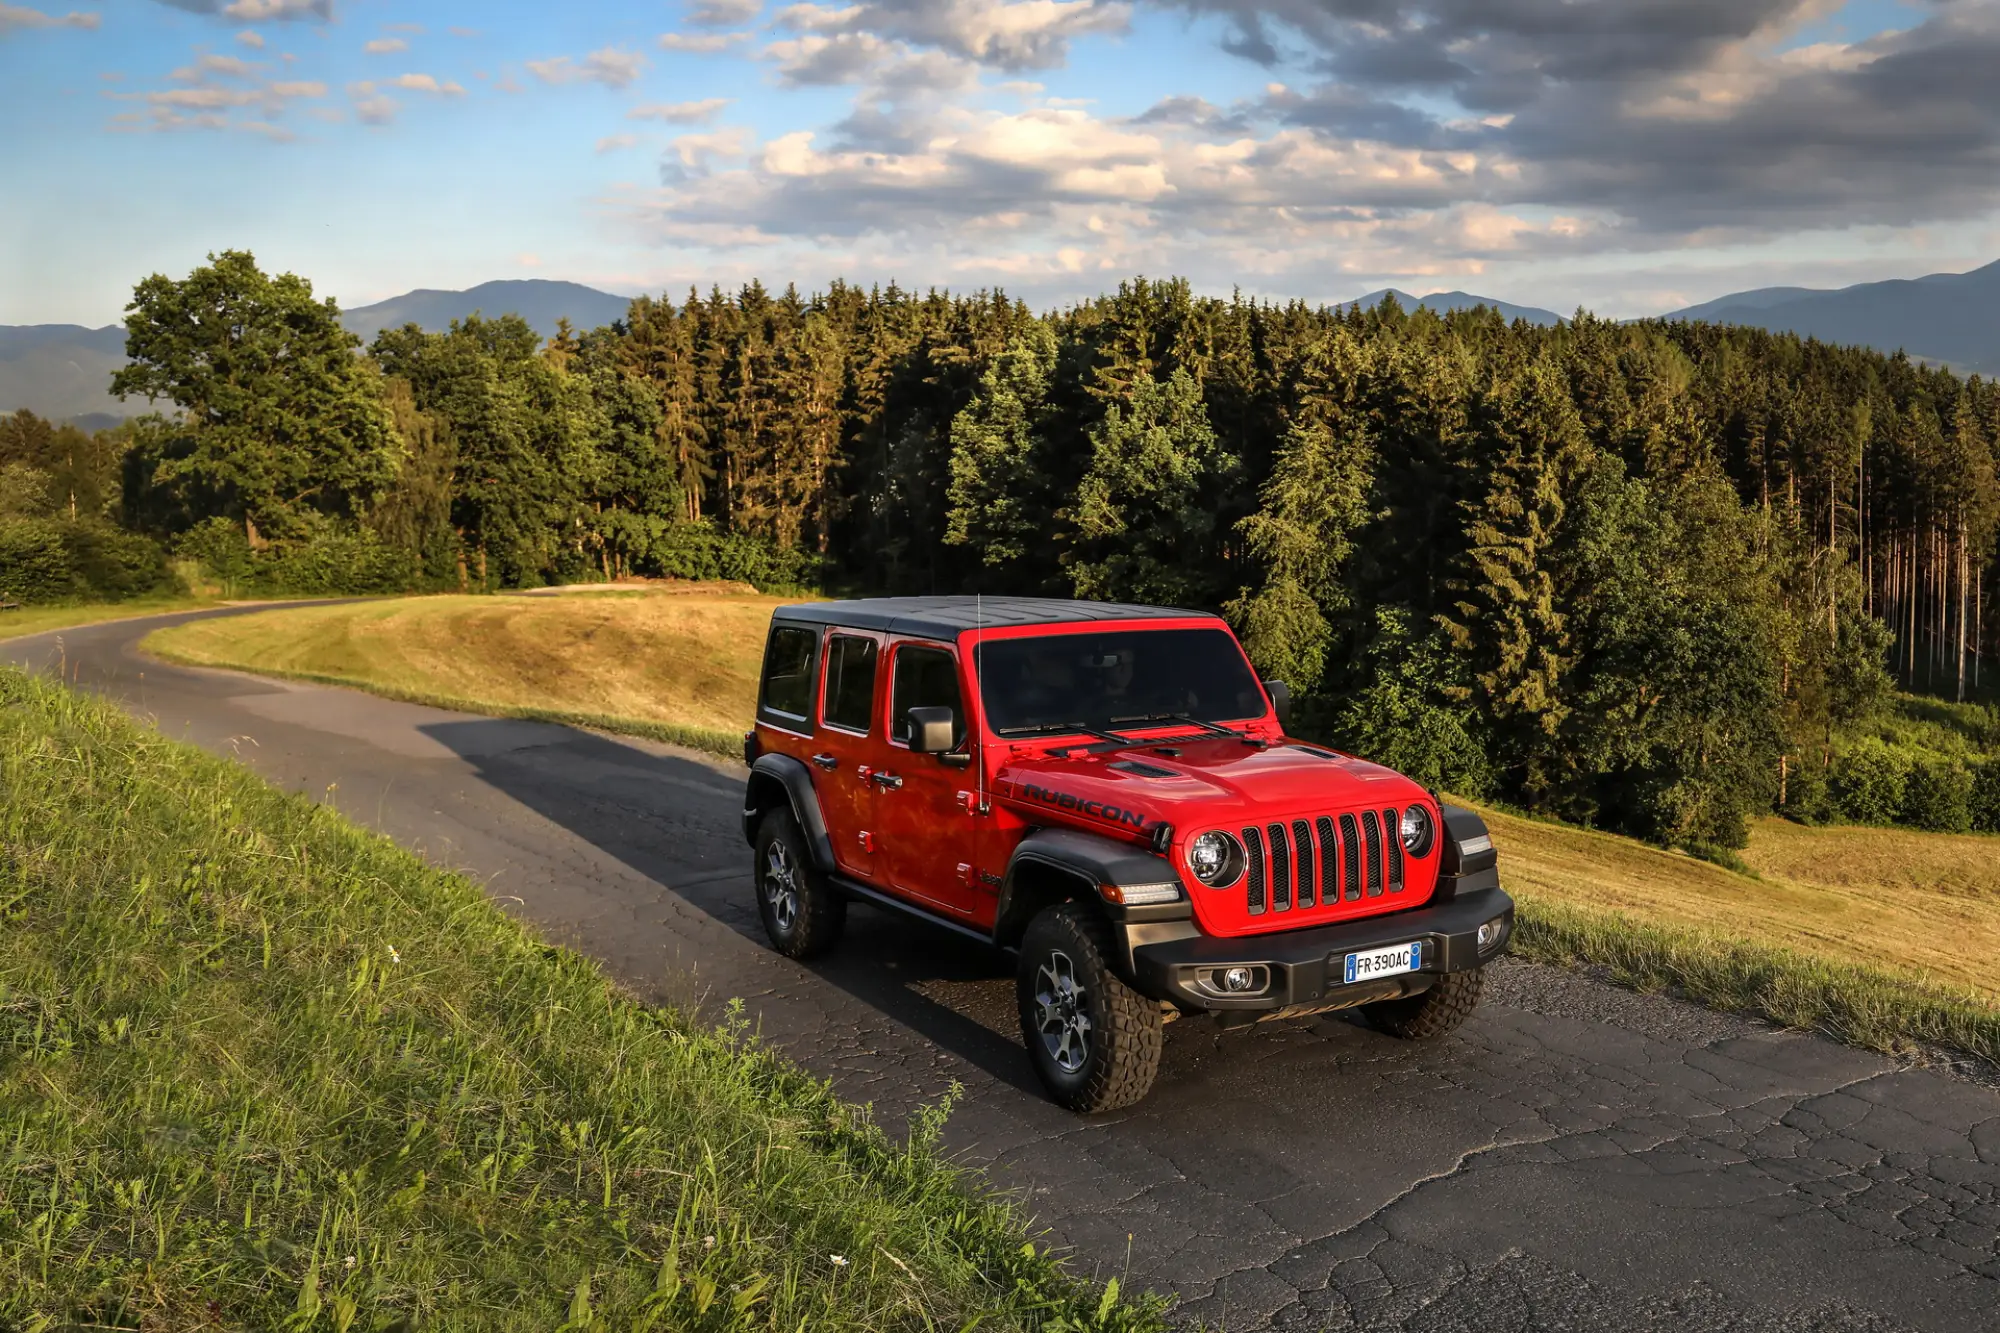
[0,665,1165,1332]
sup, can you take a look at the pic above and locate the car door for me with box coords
[876,639,989,923]
[814,630,884,881]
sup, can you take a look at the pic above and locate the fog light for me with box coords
[1222,966,1254,992]
[1477,917,1509,951]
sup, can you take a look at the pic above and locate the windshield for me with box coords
[976,627,1267,736]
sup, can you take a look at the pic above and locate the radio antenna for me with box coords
[975,589,986,814]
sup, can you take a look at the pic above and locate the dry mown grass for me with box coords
[146,586,790,758]
[1485,808,2000,1004]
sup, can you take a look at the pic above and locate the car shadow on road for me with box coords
[417,718,1058,1100]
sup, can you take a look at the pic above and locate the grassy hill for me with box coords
[0,661,1163,1329]
[142,586,2000,1064]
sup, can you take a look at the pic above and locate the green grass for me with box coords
[0,665,1167,1332]
[0,595,219,641]
[1512,894,2000,1068]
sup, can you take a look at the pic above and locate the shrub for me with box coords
[1903,754,1974,833]
[646,521,822,592]
[0,517,73,602]
[64,522,169,599]
[1780,755,1834,825]
[1971,760,2000,833]
[263,531,419,595]
[0,518,167,603]
[1830,740,1912,825]
[173,515,258,589]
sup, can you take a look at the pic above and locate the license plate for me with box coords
[1343,940,1422,984]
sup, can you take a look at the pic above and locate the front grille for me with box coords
[1233,807,1406,919]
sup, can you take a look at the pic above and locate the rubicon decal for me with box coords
[1019,782,1148,829]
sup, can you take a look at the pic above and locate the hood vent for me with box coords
[1290,745,1340,760]
[1109,759,1178,778]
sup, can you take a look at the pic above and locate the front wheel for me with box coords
[754,807,846,959]
[1016,904,1163,1113]
[1363,967,1484,1040]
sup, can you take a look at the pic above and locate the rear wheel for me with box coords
[754,807,846,959]
[1016,903,1163,1113]
[1364,967,1484,1040]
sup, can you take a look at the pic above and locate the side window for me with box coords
[821,635,878,734]
[890,645,966,747]
[759,625,818,725]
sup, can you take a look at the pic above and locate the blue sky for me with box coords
[4,0,1998,326]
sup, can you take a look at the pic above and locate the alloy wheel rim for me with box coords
[1034,949,1092,1074]
[764,841,799,933]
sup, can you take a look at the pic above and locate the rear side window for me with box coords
[891,646,965,747]
[760,625,819,724]
[821,635,878,734]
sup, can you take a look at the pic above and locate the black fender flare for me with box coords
[993,827,1190,953]
[742,752,836,873]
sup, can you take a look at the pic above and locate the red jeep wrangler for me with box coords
[741,597,1511,1112]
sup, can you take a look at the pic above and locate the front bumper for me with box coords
[1131,887,1513,1013]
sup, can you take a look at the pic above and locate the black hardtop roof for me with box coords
[772,595,1220,640]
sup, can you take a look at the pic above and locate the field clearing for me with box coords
[146,585,789,757]
[145,588,2000,1056]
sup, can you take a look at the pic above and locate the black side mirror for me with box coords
[1263,680,1292,730]
[906,705,956,754]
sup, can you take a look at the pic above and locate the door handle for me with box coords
[871,771,904,790]
[810,752,838,771]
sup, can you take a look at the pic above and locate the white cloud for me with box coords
[351,92,396,124]
[658,31,749,53]
[597,133,639,153]
[363,37,406,55]
[770,0,1129,71]
[235,28,262,47]
[172,53,260,80]
[628,97,731,123]
[384,72,464,95]
[686,0,760,24]
[0,3,100,32]
[221,0,330,20]
[668,126,753,169]
[526,46,648,89]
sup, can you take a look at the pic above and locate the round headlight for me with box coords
[1186,830,1245,887]
[1400,805,1434,857]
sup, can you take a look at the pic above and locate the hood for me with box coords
[994,735,1431,840]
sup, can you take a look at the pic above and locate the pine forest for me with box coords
[9,250,2000,852]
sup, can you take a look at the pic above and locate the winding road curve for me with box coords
[9,606,2000,1331]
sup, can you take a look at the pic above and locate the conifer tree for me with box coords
[1065,367,1233,607]
[944,321,1060,580]
[1442,354,1593,796]
[1229,329,1375,693]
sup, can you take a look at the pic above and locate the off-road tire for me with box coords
[754,807,846,959]
[1016,903,1163,1113]
[1364,967,1484,1040]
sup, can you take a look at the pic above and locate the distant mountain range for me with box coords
[4,267,1994,424]
[340,279,635,345]
[1659,259,2000,375]
[1344,288,1564,327]
[1,280,639,423]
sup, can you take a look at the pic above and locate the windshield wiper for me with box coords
[1106,712,1240,738]
[995,720,1128,744]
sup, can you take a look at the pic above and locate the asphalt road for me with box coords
[9,607,2000,1332]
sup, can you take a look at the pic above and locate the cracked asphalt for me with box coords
[9,607,2000,1331]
